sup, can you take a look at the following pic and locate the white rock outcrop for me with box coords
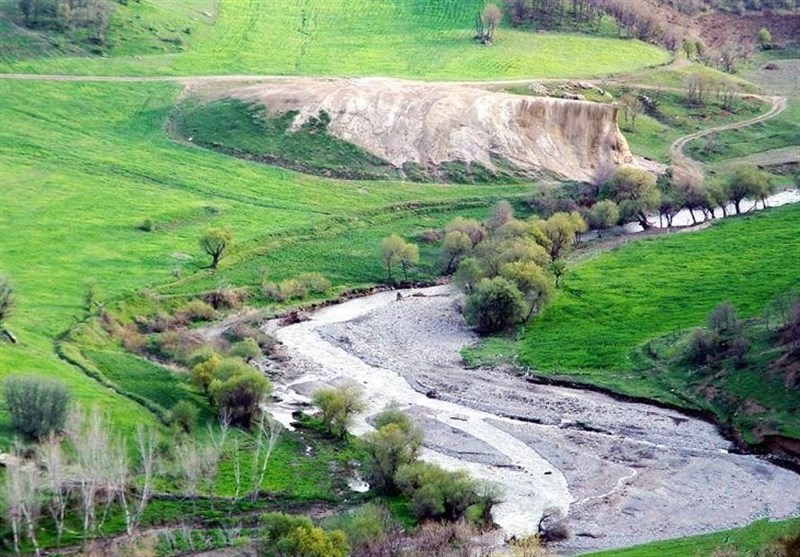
[226,77,635,183]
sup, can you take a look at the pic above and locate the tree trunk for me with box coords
[734,199,742,214]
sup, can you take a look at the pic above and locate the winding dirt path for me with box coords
[670,94,787,182]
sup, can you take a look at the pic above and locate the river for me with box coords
[267,281,800,554]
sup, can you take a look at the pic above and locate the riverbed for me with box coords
[266,285,800,554]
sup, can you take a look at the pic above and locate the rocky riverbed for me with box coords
[266,285,800,555]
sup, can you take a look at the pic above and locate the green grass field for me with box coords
[584,518,800,557]
[0,0,669,78]
[517,205,800,403]
[0,77,533,444]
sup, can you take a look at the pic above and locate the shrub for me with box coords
[169,400,199,433]
[464,277,526,334]
[3,375,71,440]
[191,354,222,391]
[453,257,484,292]
[229,338,261,361]
[312,382,366,439]
[395,461,477,522]
[296,273,331,295]
[257,512,349,557]
[202,286,247,309]
[418,228,444,244]
[188,346,219,368]
[687,328,715,365]
[322,503,397,552]
[708,301,740,338]
[176,300,217,322]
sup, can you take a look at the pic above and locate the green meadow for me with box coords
[0,0,668,78]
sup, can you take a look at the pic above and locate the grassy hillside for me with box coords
[584,518,800,557]
[0,0,669,78]
[516,205,800,411]
[0,78,530,445]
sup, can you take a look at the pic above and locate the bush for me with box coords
[687,328,715,365]
[296,273,331,295]
[708,301,740,338]
[188,346,219,368]
[176,299,217,322]
[464,277,526,334]
[229,338,261,361]
[169,400,199,433]
[395,461,477,522]
[191,354,222,391]
[202,286,247,309]
[453,257,485,292]
[3,375,71,440]
[258,512,349,557]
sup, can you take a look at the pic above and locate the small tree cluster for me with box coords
[686,302,749,367]
[190,352,271,428]
[18,0,114,43]
[262,272,332,302]
[311,381,366,439]
[600,167,660,230]
[445,202,585,334]
[380,234,419,283]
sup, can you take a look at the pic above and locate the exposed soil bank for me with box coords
[267,286,800,555]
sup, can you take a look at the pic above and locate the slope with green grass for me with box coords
[0,0,669,78]
[516,205,800,434]
[583,518,800,557]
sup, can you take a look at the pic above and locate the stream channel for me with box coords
[264,197,800,554]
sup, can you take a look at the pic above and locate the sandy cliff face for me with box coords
[228,77,634,183]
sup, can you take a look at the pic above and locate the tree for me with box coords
[199,227,232,269]
[395,461,477,522]
[619,93,644,132]
[725,164,768,214]
[398,241,419,282]
[250,413,282,502]
[589,200,619,236]
[0,275,15,342]
[500,261,555,320]
[475,3,502,44]
[40,436,70,549]
[312,381,366,439]
[380,234,413,283]
[445,217,485,247]
[441,231,472,274]
[601,167,660,229]
[485,199,514,231]
[209,369,271,428]
[4,375,71,441]
[540,212,581,260]
[363,404,423,494]
[464,277,526,334]
[3,443,42,556]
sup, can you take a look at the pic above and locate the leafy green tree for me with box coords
[190,354,222,392]
[380,234,409,283]
[725,164,768,214]
[444,217,485,246]
[441,231,472,274]
[199,227,232,269]
[209,369,270,428]
[589,200,620,236]
[258,513,349,557]
[464,277,526,334]
[757,27,772,49]
[453,257,485,292]
[312,382,366,439]
[601,167,660,229]
[3,375,71,440]
[500,261,555,320]
[540,212,582,260]
[398,242,419,282]
[363,404,423,494]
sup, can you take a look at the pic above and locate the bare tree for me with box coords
[476,3,503,44]
[130,425,157,535]
[250,413,282,502]
[40,435,71,548]
[3,448,24,555]
[68,407,104,541]
[175,440,219,512]
[4,443,42,556]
